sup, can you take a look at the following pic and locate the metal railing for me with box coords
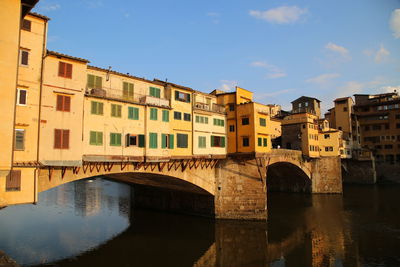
[194,102,225,113]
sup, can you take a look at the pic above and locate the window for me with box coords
[150,108,158,120]
[128,107,139,120]
[20,50,29,66]
[214,119,224,126]
[17,88,27,105]
[123,82,134,100]
[149,87,161,98]
[91,101,104,115]
[229,104,235,111]
[175,90,191,103]
[177,134,188,148]
[211,136,225,147]
[110,133,122,146]
[89,131,103,146]
[229,125,235,132]
[174,111,182,120]
[397,123,400,129]
[196,115,208,124]
[324,134,330,139]
[14,129,25,150]
[168,134,174,149]
[127,134,137,146]
[6,170,21,192]
[58,62,72,78]
[138,135,145,147]
[54,129,70,149]
[198,136,206,148]
[111,104,122,117]
[343,107,348,112]
[56,95,71,112]
[149,133,158,148]
[87,74,102,88]
[184,113,191,121]
[242,137,249,147]
[22,19,31,31]
[263,138,267,147]
[242,117,249,125]
[162,110,169,122]
[260,118,266,127]
[258,137,262,147]
[161,134,170,149]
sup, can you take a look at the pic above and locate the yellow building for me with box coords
[192,91,227,157]
[318,119,341,157]
[0,1,40,207]
[84,66,171,162]
[281,112,320,158]
[212,87,271,154]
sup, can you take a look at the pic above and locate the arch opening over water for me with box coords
[267,162,312,193]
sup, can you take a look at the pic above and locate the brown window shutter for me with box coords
[6,170,21,191]
[56,95,63,111]
[22,20,31,31]
[66,64,72,78]
[58,62,65,77]
[62,130,70,149]
[64,96,71,112]
[54,129,61,148]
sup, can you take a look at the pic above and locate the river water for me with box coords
[0,178,399,267]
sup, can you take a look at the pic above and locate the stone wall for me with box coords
[311,157,342,193]
[214,158,267,220]
[375,163,400,183]
[342,159,376,184]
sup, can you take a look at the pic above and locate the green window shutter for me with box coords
[213,119,217,126]
[187,93,191,103]
[211,136,215,147]
[117,105,122,117]
[149,133,157,149]
[134,107,139,120]
[260,118,266,127]
[149,87,154,97]
[91,101,96,114]
[198,136,202,148]
[221,120,225,126]
[110,133,115,146]
[258,138,262,146]
[116,134,121,146]
[175,90,179,100]
[196,116,199,123]
[95,76,102,88]
[138,134,145,147]
[98,103,104,115]
[162,110,169,122]
[111,104,115,117]
[97,132,103,145]
[150,108,158,120]
[161,134,167,148]
[205,117,208,124]
[128,107,134,119]
[87,74,95,88]
[90,131,97,145]
[169,134,174,149]
[263,138,267,147]
[156,88,160,98]
[221,137,225,148]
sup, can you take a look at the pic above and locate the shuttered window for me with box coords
[183,113,191,121]
[20,50,29,66]
[161,134,169,148]
[149,87,161,98]
[54,129,70,149]
[110,133,122,146]
[263,138,268,147]
[195,116,208,124]
[211,136,225,148]
[198,136,206,148]
[111,104,122,117]
[91,101,104,115]
[258,137,262,147]
[213,119,224,126]
[6,170,21,192]
[128,107,139,120]
[138,134,145,147]
[177,134,188,148]
[175,90,191,103]
[149,133,158,149]
[174,111,182,120]
[123,82,134,100]
[58,62,73,78]
[17,89,27,105]
[14,129,25,150]
[169,134,174,149]
[242,118,249,125]
[260,118,266,127]
[56,95,71,112]
[87,74,102,88]
[242,137,249,147]
[89,131,103,146]
[150,108,158,120]
[22,19,31,31]
[162,110,169,122]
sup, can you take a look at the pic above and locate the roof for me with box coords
[334,97,352,102]
[47,50,90,63]
[291,96,321,103]
[28,12,50,21]
[88,65,162,86]
[153,79,193,92]
[22,0,39,17]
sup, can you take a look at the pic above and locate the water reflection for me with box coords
[0,178,399,267]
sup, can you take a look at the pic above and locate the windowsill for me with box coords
[16,104,27,107]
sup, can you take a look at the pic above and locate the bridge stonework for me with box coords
[36,150,342,220]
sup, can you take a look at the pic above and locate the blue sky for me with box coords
[34,0,400,112]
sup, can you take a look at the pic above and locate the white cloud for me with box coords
[218,80,238,92]
[379,85,400,93]
[250,61,287,79]
[325,42,349,57]
[257,89,294,98]
[306,73,340,86]
[375,44,390,63]
[390,9,400,39]
[249,6,307,24]
[38,3,60,11]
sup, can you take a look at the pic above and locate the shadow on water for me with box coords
[0,178,400,267]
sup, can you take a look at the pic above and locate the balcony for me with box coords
[194,102,225,114]
[139,95,170,108]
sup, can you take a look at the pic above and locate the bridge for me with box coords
[1,149,342,220]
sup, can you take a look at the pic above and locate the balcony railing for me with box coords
[194,102,225,113]
[86,87,170,108]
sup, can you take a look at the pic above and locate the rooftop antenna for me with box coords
[106,66,112,81]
